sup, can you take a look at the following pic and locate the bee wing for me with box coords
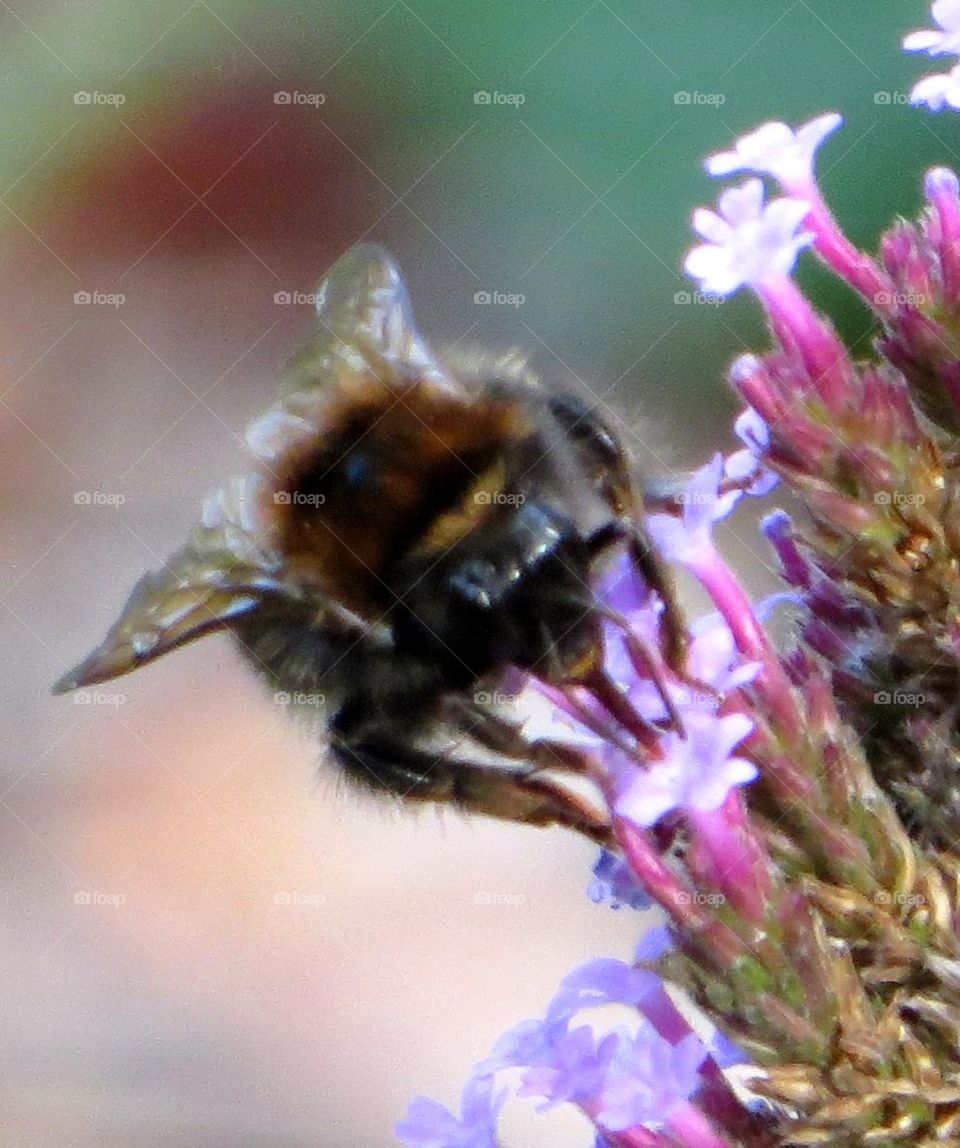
[51,535,280,694]
[53,469,289,693]
[280,243,463,398]
[52,467,391,695]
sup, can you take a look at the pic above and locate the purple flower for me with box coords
[685,612,761,695]
[708,1030,749,1070]
[478,1014,570,1075]
[635,924,673,962]
[519,1021,709,1138]
[904,0,960,56]
[547,959,661,1023]
[724,405,778,497]
[614,711,757,829]
[911,62,960,110]
[647,456,739,569]
[596,1029,708,1133]
[685,181,813,296]
[927,164,960,202]
[476,960,663,1078]
[520,1026,621,1111]
[588,849,653,911]
[602,607,760,736]
[396,1075,504,1148]
[705,114,843,194]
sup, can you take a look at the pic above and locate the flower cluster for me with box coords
[399,6,960,1145]
[906,0,960,110]
[397,950,738,1148]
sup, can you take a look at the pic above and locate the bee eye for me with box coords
[343,453,375,490]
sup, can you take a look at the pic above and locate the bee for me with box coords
[53,245,683,843]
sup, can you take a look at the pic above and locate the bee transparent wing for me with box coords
[54,469,292,692]
[51,536,278,694]
[52,464,390,695]
[280,243,462,398]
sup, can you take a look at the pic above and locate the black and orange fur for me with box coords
[53,245,681,842]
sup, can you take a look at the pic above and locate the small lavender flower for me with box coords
[614,712,756,830]
[396,1075,505,1148]
[724,407,778,497]
[647,456,740,570]
[910,61,960,109]
[399,947,747,1147]
[519,1025,621,1112]
[596,1029,708,1134]
[684,180,812,296]
[588,849,653,911]
[705,117,893,306]
[634,925,673,963]
[704,114,842,196]
[904,0,960,55]
[519,1023,712,1144]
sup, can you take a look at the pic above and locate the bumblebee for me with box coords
[53,245,681,843]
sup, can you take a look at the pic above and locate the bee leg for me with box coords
[590,605,684,735]
[517,605,667,755]
[583,519,687,674]
[585,520,706,726]
[626,526,688,675]
[330,707,612,844]
[619,526,725,712]
[451,761,613,844]
[547,393,687,671]
[442,694,599,775]
[642,472,693,513]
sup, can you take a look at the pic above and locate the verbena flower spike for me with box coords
[399,5,960,1145]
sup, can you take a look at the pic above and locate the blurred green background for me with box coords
[2,3,953,1146]
[2,1,951,444]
